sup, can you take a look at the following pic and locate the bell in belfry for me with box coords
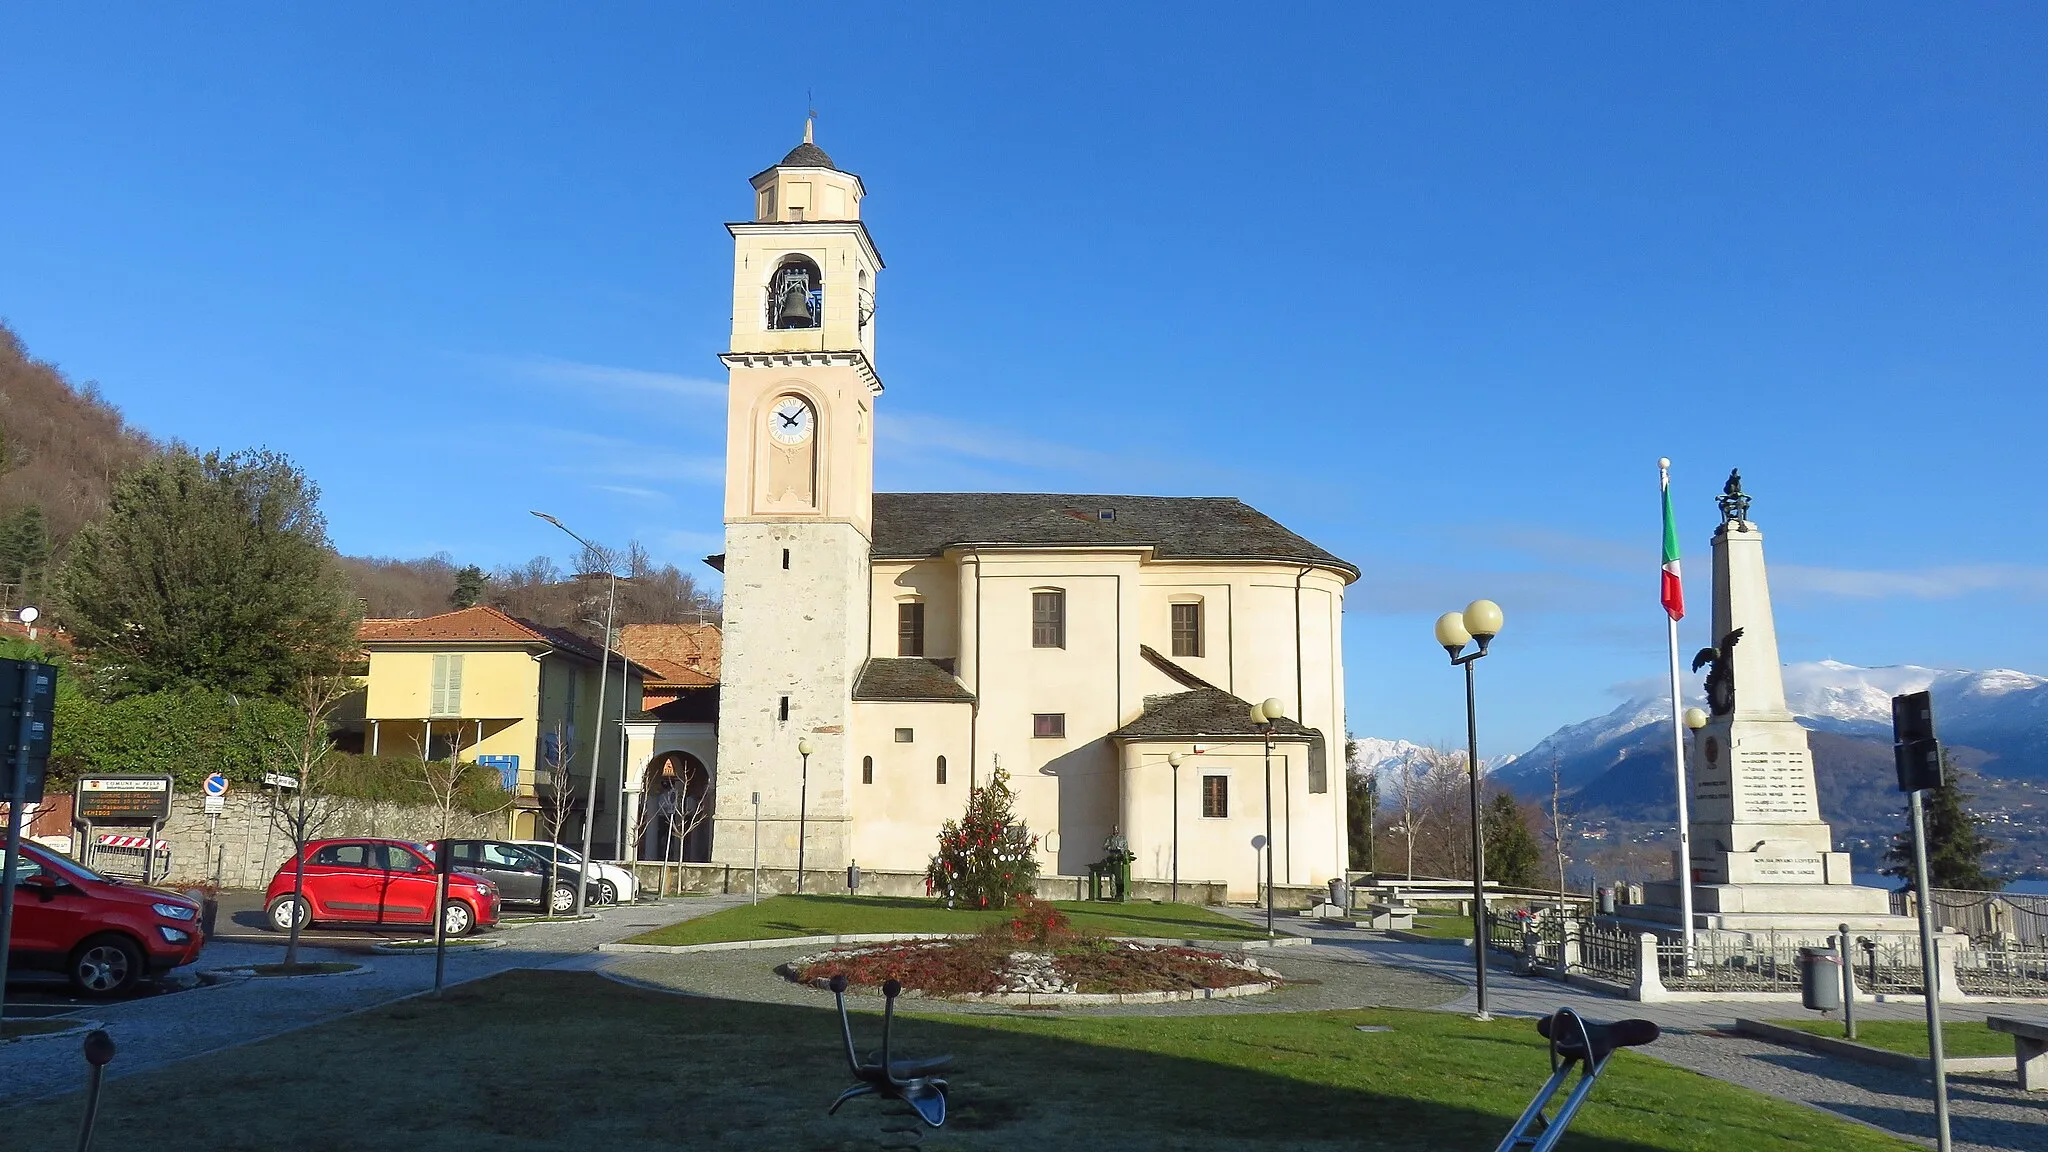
[776,282,813,328]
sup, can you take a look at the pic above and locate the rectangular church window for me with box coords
[1202,775,1228,819]
[894,728,914,743]
[1032,713,1065,739]
[898,602,925,657]
[1032,590,1065,648]
[1171,602,1202,658]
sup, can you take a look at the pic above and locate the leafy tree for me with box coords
[1346,754,1377,871]
[1883,756,1998,890]
[1483,793,1542,889]
[56,448,358,697]
[926,767,1039,909]
[450,564,488,609]
[0,505,52,602]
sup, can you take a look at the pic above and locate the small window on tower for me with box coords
[779,697,790,722]
[862,756,873,784]
[894,727,914,743]
[936,755,947,785]
[782,548,791,570]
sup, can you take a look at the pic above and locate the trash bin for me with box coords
[1328,877,1347,912]
[1799,947,1843,1012]
[1597,887,1616,916]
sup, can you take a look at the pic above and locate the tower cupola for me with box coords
[750,117,866,223]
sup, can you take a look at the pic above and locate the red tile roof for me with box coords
[359,606,656,677]
[619,623,721,686]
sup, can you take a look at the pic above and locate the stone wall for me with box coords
[625,860,1237,907]
[65,793,506,889]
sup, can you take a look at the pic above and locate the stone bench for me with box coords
[1987,1015,2048,1091]
[1359,902,1417,931]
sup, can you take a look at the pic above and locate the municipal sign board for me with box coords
[203,773,228,796]
[76,775,174,822]
[204,794,225,815]
[263,772,299,790]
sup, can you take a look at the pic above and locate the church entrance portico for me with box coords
[623,718,716,862]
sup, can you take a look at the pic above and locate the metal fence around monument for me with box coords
[1891,887,2048,949]
[1951,944,2048,997]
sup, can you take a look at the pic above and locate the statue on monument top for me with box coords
[1716,468,1752,530]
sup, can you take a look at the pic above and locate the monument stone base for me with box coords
[1629,878,1911,934]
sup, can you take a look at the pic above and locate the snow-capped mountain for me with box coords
[1496,661,2048,794]
[1347,736,1516,783]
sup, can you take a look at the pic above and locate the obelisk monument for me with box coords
[1642,472,1899,931]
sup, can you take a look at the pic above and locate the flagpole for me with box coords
[1661,458,1696,972]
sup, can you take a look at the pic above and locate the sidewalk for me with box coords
[1233,910,2047,1152]
[0,893,750,1106]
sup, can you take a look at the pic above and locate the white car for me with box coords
[514,841,638,905]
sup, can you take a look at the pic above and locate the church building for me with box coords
[699,126,1358,900]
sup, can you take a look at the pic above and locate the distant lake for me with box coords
[1852,872,2048,895]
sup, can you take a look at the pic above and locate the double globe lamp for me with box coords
[1433,599,1504,1020]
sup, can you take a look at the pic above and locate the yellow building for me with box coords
[359,607,647,846]
[703,125,1358,900]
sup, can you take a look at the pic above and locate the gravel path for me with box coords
[0,893,749,1106]
[593,943,1465,1018]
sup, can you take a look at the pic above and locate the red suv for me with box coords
[264,838,499,937]
[4,840,205,996]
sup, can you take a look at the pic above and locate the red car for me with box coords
[264,838,499,937]
[4,840,205,996]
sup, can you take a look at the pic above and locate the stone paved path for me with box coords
[0,892,749,1106]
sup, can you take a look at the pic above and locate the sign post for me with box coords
[1893,690,1951,1152]
[0,657,60,1027]
[73,774,174,885]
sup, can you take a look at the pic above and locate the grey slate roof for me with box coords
[778,141,838,169]
[1109,686,1316,740]
[853,657,975,703]
[870,493,1356,578]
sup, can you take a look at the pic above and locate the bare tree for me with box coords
[265,675,350,968]
[1546,758,1573,921]
[412,724,510,843]
[537,722,578,913]
[660,757,715,896]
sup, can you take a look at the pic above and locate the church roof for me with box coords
[1109,685,1316,741]
[869,493,1357,578]
[852,657,975,703]
[778,140,838,170]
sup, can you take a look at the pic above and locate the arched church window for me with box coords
[768,255,823,330]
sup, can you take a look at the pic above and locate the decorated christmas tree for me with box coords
[926,767,1039,909]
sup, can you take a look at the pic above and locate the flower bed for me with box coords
[786,935,1276,998]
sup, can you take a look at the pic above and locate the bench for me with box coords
[1360,901,1417,931]
[1987,1015,2048,1091]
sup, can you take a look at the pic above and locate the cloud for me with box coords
[1773,563,2048,600]
[881,410,1126,476]
[516,427,725,485]
[480,354,725,402]
[594,484,667,501]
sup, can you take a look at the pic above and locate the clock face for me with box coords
[768,396,814,445]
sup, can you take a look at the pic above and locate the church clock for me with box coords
[768,395,815,445]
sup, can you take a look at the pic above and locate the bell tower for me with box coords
[711,121,883,876]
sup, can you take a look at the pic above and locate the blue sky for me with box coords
[4,6,2045,753]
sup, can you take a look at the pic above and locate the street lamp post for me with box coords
[531,511,615,917]
[1435,599,1504,1021]
[1168,751,1183,904]
[795,738,813,893]
[1681,706,1709,972]
[1249,697,1287,938]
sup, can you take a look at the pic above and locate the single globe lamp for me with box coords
[1167,752,1183,768]
[1435,611,1472,656]
[1683,707,1708,731]
[1463,600,1504,647]
[797,737,814,756]
[1262,697,1287,722]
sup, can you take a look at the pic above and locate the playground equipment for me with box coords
[826,976,952,1146]
[1495,1008,1660,1152]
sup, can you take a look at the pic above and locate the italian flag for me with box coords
[1661,468,1685,621]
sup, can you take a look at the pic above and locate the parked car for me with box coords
[264,838,499,937]
[437,839,599,915]
[3,840,204,996]
[513,840,638,905]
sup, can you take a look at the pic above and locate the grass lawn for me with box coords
[625,893,1266,946]
[1403,914,1475,940]
[0,970,1914,1150]
[1,1019,72,1042]
[1766,1017,2012,1059]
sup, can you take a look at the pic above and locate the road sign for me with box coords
[0,658,57,804]
[76,775,174,823]
[263,772,299,790]
[204,795,225,815]
[203,773,228,796]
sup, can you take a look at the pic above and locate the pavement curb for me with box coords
[1733,1017,2010,1075]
